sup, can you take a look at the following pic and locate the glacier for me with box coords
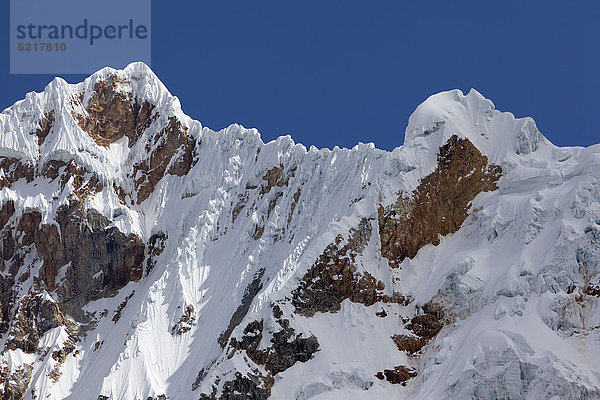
[0,62,599,399]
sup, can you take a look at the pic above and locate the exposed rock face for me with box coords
[0,158,34,189]
[1,287,79,397]
[75,74,157,147]
[230,313,320,376]
[146,232,167,274]
[292,218,407,316]
[378,135,502,267]
[34,110,55,146]
[5,291,68,353]
[112,291,135,323]
[72,73,199,203]
[171,305,196,335]
[218,269,265,347]
[237,164,298,241]
[2,202,145,324]
[375,366,418,386]
[219,306,319,399]
[1,364,33,400]
[133,116,197,203]
[0,197,146,399]
[42,159,104,202]
[392,302,445,356]
[0,201,17,335]
[34,204,145,316]
[260,165,296,195]
[0,201,14,230]
[200,372,273,400]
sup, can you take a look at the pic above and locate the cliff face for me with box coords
[0,63,600,400]
[378,134,502,268]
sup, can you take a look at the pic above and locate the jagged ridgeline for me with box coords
[1,63,600,400]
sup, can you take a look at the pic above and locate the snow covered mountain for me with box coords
[1,62,600,400]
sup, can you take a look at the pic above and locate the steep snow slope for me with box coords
[0,63,599,400]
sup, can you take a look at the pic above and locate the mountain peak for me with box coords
[1,64,600,400]
[404,88,547,165]
[78,62,176,110]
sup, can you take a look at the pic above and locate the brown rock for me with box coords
[392,302,445,355]
[5,292,67,354]
[379,135,502,268]
[376,309,388,318]
[171,305,196,335]
[75,74,157,147]
[0,158,34,189]
[17,211,42,247]
[133,117,196,203]
[112,291,135,323]
[230,316,319,377]
[0,201,15,231]
[12,203,145,320]
[33,110,55,146]
[259,165,296,195]
[287,188,301,225]
[1,363,33,400]
[375,365,417,385]
[42,160,104,202]
[291,218,408,317]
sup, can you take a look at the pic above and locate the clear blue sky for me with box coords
[1,1,599,150]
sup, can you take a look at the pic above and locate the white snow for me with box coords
[0,62,599,400]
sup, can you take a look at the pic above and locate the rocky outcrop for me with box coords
[6,203,145,321]
[146,232,167,275]
[292,218,407,317]
[218,269,264,347]
[260,165,296,195]
[1,157,102,205]
[75,74,157,147]
[240,164,297,241]
[112,291,135,323]
[287,188,301,225]
[42,159,104,202]
[49,335,79,382]
[0,201,17,335]
[208,305,319,399]
[1,288,79,397]
[0,158,34,189]
[34,110,55,146]
[392,302,445,356]
[229,310,320,376]
[375,302,444,389]
[200,372,273,400]
[375,366,418,386]
[73,73,197,204]
[47,204,143,315]
[5,291,69,353]
[0,197,146,396]
[171,305,196,335]
[0,201,14,231]
[133,116,197,203]
[1,364,33,400]
[378,135,502,267]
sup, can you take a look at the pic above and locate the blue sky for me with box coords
[1,1,599,150]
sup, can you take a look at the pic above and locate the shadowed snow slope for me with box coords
[1,63,599,400]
